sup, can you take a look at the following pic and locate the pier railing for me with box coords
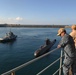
[1,48,64,75]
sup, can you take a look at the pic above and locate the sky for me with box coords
[0,0,76,25]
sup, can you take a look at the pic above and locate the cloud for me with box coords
[0,17,24,24]
[8,17,23,21]
[0,17,75,25]
[15,17,23,21]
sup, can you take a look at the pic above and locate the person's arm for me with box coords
[58,35,69,48]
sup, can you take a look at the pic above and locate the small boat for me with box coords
[34,39,56,57]
[0,31,17,43]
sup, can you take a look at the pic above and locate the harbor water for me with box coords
[0,27,71,75]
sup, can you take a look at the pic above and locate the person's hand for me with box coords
[57,45,61,48]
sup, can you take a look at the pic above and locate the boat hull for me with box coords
[34,39,56,57]
[0,36,17,43]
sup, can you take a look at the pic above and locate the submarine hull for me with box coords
[34,39,56,57]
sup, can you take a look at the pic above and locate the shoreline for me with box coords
[0,24,71,28]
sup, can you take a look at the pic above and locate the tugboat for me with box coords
[0,31,17,43]
[34,39,56,57]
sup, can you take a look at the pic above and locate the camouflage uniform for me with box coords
[59,34,75,75]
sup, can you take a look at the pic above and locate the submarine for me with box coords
[34,39,56,57]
